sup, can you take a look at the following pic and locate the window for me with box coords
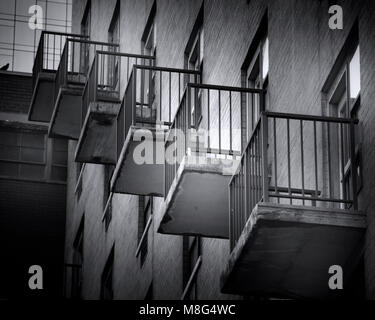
[72,216,84,300]
[324,26,362,207]
[108,0,120,45]
[103,165,115,231]
[80,0,91,74]
[75,163,85,202]
[137,196,152,266]
[349,46,360,99]
[245,35,268,134]
[51,138,67,182]
[0,129,67,182]
[140,2,157,120]
[101,246,114,300]
[107,0,120,91]
[185,6,204,128]
[81,0,91,37]
[182,236,201,300]
[0,130,45,180]
[76,162,83,182]
[241,13,268,142]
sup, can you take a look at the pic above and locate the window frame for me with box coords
[326,42,362,206]
[182,236,202,300]
[100,246,115,300]
[136,196,153,267]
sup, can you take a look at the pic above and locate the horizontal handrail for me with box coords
[67,38,120,46]
[41,30,88,38]
[132,64,201,74]
[95,50,155,59]
[264,111,359,124]
[117,65,201,161]
[229,110,359,250]
[188,82,266,94]
[32,31,88,88]
[81,51,155,128]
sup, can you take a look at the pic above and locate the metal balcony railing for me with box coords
[82,51,155,125]
[229,111,359,250]
[32,31,88,88]
[164,83,265,198]
[54,39,119,104]
[116,65,201,160]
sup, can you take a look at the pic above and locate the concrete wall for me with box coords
[64,0,375,299]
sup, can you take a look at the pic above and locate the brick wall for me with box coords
[0,72,32,114]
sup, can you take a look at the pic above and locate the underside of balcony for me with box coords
[111,125,167,197]
[48,85,84,139]
[158,154,239,239]
[75,101,120,164]
[28,72,55,122]
[220,202,366,299]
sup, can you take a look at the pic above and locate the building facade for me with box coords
[26,0,375,300]
[0,71,68,299]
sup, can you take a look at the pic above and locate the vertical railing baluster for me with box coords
[273,117,279,203]
[246,147,250,218]
[94,55,98,102]
[159,70,162,122]
[46,33,49,69]
[314,120,318,199]
[218,90,221,153]
[340,123,346,204]
[287,118,291,204]
[349,121,358,209]
[53,35,56,69]
[258,125,262,202]
[169,72,172,123]
[207,89,210,151]
[229,91,233,154]
[132,67,137,127]
[178,73,181,104]
[187,85,191,157]
[300,120,305,205]
[327,122,332,200]
[250,138,254,210]
[148,65,152,111]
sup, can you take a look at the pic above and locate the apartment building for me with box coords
[26,0,375,299]
[0,71,68,299]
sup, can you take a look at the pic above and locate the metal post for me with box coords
[349,121,358,210]
[132,67,137,127]
[261,112,269,202]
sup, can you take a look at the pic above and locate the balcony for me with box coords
[49,39,119,139]
[75,51,155,164]
[158,84,265,239]
[111,65,201,197]
[28,31,88,122]
[220,112,366,299]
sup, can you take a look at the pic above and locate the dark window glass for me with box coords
[51,165,67,181]
[0,145,19,161]
[19,164,45,180]
[0,162,19,177]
